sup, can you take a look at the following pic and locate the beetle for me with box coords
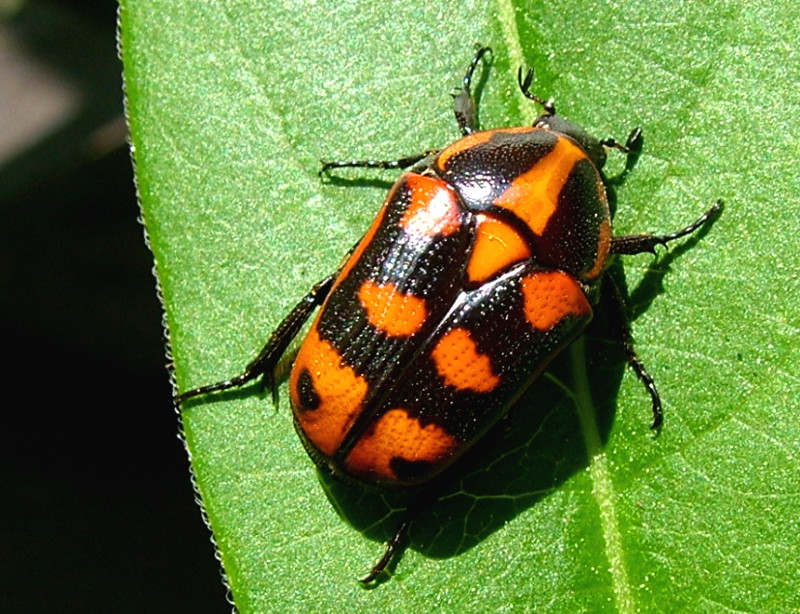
[178,46,720,583]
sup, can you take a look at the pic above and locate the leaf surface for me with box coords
[120,1,800,612]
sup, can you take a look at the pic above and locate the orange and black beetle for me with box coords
[179,47,720,582]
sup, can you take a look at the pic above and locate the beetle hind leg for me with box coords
[177,275,335,405]
[604,200,721,427]
[602,274,663,429]
[359,481,442,584]
[359,514,412,584]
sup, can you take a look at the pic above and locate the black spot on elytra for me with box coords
[296,368,320,411]
[390,457,435,483]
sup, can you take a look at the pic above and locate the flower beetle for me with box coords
[179,46,720,583]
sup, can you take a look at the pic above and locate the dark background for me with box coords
[1,2,228,611]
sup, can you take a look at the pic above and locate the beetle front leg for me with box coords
[517,65,556,116]
[453,45,492,135]
[601,126,643,175]
[178,274,335,405]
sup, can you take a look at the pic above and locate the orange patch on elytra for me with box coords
[466,213,532,283]
[399,174,461,237]
[431,327,500,392]
[520,271,591,331]
[494,136,587,236]
[582,218,612,281]
[290,328,368,456]
[358,280,427,337]
[344,408,457,482]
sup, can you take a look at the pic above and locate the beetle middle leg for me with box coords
[605,199,723,428]
[321,46,493,176]
[611,200,722,255]
[319,151,438,176]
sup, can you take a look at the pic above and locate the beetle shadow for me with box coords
[316,211,721,582]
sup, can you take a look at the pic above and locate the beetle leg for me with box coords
[601,126,643,174]
[600,127,643,155]
[453,45,492,135]
[319,151,437,176]
[611,200,722,255]
[359,514,412,584]
[517,65,557,116]
[321,46,492,174]
[177,274,335,405]
[604,200,722,428]
[601,274,664,429]
[359,486,438,584]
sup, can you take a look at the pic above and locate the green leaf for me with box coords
[120,1,800,612]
